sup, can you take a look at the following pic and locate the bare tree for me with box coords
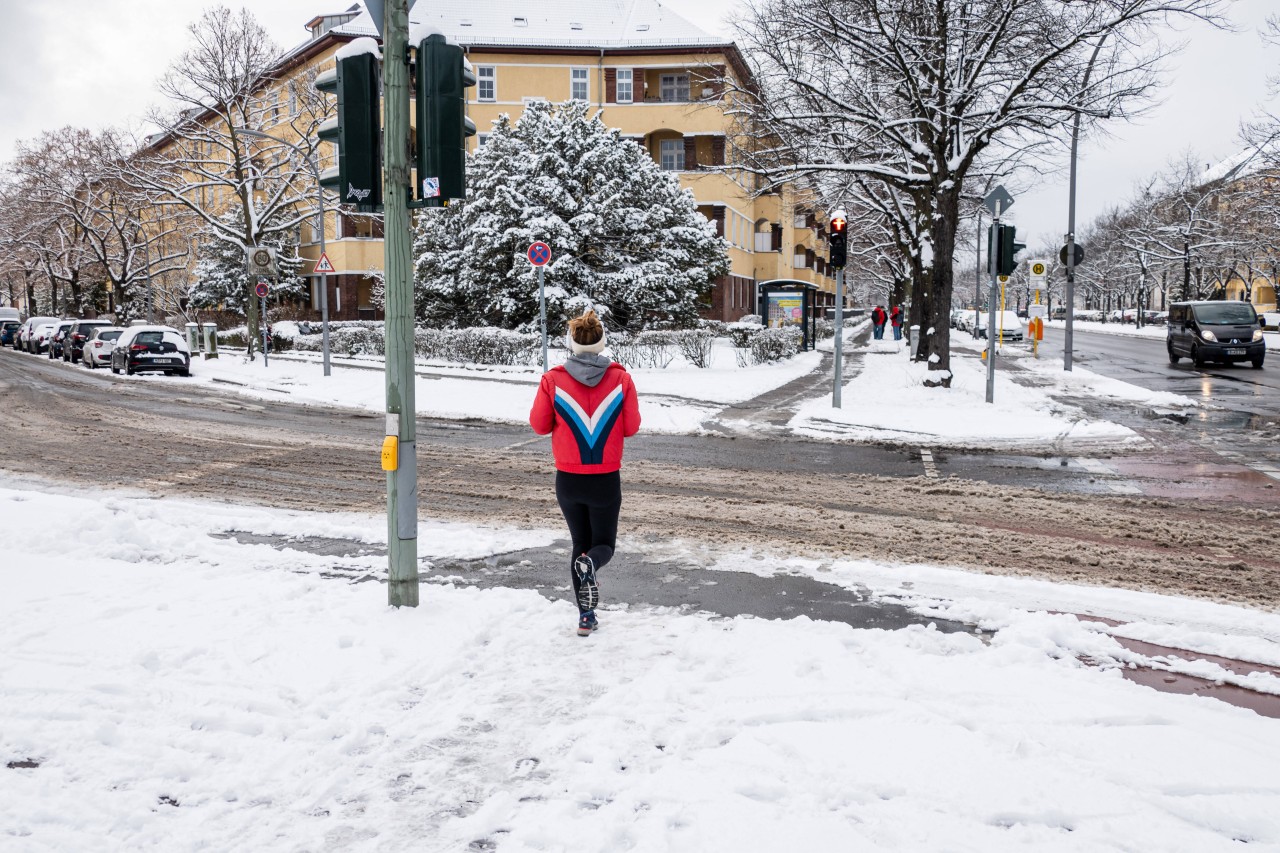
[12,127,189,321]
[119,6,329,354]
[733,0,1226,386]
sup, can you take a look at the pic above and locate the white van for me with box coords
[0,307,20,323]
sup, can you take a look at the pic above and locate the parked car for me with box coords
[81,326,124,369]
[110,326,191,376]
[18,316,58,353]
[1,321,20,347]
[63,320,114,363]
[1051,307,1067,320]
[1141,310,1167,326]
[1167,301,1264,369]
[28,321,58,355]
[47,320,76,360]
[949,309,967,328]
[975,310,1025,341]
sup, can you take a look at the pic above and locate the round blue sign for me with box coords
[527,242,551,267]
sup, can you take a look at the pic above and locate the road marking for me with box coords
[506,434,548,450]
[1073,457,1141,494]
[919,448,939,479]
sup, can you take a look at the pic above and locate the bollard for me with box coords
[202,322,219,359]
[907,324,919,347]
[185,323,199,356]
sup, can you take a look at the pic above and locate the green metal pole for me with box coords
[383,0,419,607]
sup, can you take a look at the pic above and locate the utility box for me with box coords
[202,323,219,359]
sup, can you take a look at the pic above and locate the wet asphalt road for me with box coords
[1042,325,1280,419]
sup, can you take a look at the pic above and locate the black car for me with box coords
[63,320,114,363]
[47,321,76,360]
[1167,301,1265,369]
[110,326,191,376]
[0,321,19,347]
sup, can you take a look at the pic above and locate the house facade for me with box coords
[150,2,841,323]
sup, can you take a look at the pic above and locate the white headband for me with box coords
[567,329,607,354]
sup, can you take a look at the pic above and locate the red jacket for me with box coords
[529,362,641,474]
[872,307,887,325]
[890,307,903,326]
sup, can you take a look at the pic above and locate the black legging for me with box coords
[555,470,621,611]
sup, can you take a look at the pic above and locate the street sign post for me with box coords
[255,279,270,367]
[984,189,1015,403]
[528,242,552,371]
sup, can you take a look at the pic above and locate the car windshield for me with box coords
[1193,304,1256,325]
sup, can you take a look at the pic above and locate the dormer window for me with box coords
[570,22,583,30]
[460,19,472,26]
[636,24,650,32]
[513,16,528,27]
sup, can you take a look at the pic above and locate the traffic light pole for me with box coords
[832,268,845,409]
[383,0,419,607]
[986,202,1002,404]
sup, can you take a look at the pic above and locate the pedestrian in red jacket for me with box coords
[529,310,641,636]
[890,305,903,340]
[871,305,887,339]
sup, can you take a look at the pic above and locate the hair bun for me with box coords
[569,310,604,346]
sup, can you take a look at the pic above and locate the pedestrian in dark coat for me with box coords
[529,309,641,636]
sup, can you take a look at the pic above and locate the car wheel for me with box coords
[1252,356,1265,369]
[178,368,190,378]
[1167,342,1180,365]
[86,356,96,369]
[1192,345,1206,368]
[125,365,135,376]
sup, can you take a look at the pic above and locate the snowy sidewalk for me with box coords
[3,476,1280,851]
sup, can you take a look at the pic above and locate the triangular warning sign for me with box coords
[313,253,336,274]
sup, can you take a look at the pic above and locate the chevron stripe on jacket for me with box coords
[529,362,641,474]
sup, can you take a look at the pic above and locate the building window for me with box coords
[660,74,690,102]
[477,133,490,148]
[659,139,685,171]
[616,68,633,103]
[477,66,496,102]
[793,211,808,229]
[571,68,589,101]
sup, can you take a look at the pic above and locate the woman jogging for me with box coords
[529,310,641,636]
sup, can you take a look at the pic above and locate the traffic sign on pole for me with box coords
[528,241,551,267]
[254,279,270,298]
[314,253,336,274]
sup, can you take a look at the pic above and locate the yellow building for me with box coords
[303,1,837,321]
[150,2,839,322]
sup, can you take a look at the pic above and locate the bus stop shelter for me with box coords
[757,279,820,351]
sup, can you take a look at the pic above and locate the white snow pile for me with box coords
[790,339,1143,447]
[3,477,1280,850]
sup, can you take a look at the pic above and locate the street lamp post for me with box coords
[1064,34,1108,372]
[237,128,332,376]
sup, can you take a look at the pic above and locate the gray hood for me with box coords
[564,353,612,387]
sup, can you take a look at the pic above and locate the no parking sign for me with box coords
[527,242,551,267]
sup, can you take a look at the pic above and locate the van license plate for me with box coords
[1226,348,1246,355]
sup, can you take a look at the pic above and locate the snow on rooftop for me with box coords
[336,0,728,49]
[1197,147,1261,187]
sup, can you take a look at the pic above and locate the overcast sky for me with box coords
[0,0,1273,251]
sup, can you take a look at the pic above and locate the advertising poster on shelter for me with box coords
[766,293,804,328]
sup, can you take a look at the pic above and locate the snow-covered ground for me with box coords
[179,339,821,435]
[105,324,1179,450]
[3,476,1279,851]
[788,336,1194,447]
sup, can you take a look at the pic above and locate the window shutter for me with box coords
[605,68,617,103]
[634,68,646,100]
[712,207,726,238]
[806,213,817,229]
[683,136,698,170]
[771,223,782,252]
[711,136,725,166]
[805,248,815,267]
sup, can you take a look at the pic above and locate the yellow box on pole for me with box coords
[381,435,399,471]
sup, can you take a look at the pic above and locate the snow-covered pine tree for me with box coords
[414,100,729,332]
[190,210,306,314]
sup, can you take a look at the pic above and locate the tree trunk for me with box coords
[923,189,957,387]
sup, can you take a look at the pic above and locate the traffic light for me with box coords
[314,41,383,211]
[415,33,477,204]
[828,209,848,269]
[987,223,1026,276]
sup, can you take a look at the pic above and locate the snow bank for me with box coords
[3,478,1279,850]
